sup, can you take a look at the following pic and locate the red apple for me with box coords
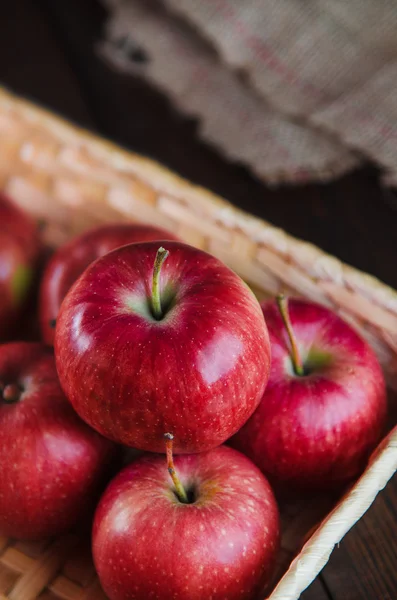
[93,441,279,600]
[0,342,117,540]
[40,223,179,345]
[0,192,41,338]
[55,241,271,453]
[231,296,387,490]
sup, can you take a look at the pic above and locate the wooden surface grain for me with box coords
[1,1,397,598]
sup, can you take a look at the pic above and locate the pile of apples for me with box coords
[0,191,387,600]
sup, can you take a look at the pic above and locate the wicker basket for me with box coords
[0,86,396,600]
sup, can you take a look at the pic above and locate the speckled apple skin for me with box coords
[0,342,117,540]
[231,298,387,490]
[40,223,180,345]
[55,241,271,453]
[93,445,279,600]
[0,192,41,338]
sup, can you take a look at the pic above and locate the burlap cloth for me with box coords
[99,0,397,186]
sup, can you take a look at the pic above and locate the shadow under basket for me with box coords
[0,86,397,600]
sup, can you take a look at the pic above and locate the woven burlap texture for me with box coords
[99,0,397,186]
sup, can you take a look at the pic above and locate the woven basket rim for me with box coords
[267,426,397,598]
[1,84,396,310]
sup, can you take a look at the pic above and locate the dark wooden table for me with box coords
[2,1,397,598]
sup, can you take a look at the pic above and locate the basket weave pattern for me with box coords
[0,535,106,600]
[0,87,396,600]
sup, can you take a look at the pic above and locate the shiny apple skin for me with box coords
[231,298,387,490]
[93,445,279,600]
[0,193,41,338]
[55,241,271,453]
[40,223,180,345]
[0,342,117,540]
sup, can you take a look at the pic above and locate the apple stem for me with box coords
[164,433,189,504]
[0,382,23,403]
[276,294,304,376]
[151,247,169,320]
